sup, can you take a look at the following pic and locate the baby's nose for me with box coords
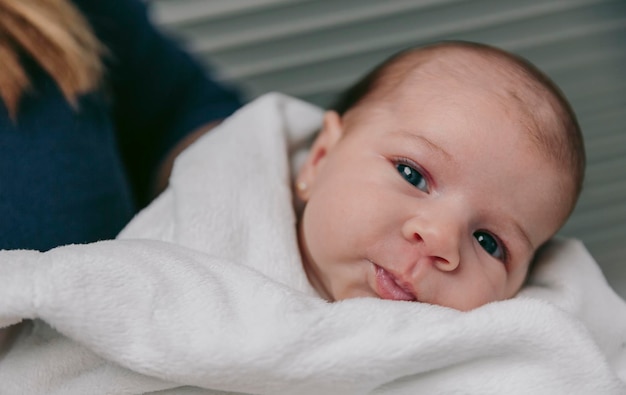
[402,217,461,272]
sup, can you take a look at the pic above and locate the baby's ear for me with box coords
[295,111,343,201]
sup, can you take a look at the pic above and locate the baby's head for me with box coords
[295,41,585,311]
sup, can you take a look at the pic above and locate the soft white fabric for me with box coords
[0,93,625,395]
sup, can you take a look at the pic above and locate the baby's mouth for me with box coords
[373,264,417,301]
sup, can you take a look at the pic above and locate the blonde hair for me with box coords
[0,0,105,118]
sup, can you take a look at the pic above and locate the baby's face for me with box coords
[296,74,570,311]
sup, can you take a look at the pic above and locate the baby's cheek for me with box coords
[303,198,350,257]
[461,271,512,310]
[505,262,532,297]
[453,289,503,311]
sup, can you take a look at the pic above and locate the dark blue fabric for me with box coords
[0,0,243,251]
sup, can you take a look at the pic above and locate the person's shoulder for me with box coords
[70,0,144,14]
[70,0,156,62]
[70,0,148,27]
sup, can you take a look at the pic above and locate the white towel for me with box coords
[0,93,625,395]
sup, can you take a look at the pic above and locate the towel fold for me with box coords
[0,93,625,395]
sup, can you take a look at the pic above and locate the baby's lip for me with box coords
[373,263,417,301]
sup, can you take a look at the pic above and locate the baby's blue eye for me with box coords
[474,232,504,261]
[397,163,427,192]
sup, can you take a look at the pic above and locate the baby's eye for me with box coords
[474,231,504,261]
[396,163,428,192]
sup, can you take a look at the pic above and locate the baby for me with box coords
[294,41,585,311]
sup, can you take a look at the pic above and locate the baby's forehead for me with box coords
[403,49,540,101]
[375,47,556,135]
[359,48,567,171]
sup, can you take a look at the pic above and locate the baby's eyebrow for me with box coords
[393,130,453,162]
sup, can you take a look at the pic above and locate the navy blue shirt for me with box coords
[0,0,242,251]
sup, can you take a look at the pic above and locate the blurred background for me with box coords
[148,0,626,297]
